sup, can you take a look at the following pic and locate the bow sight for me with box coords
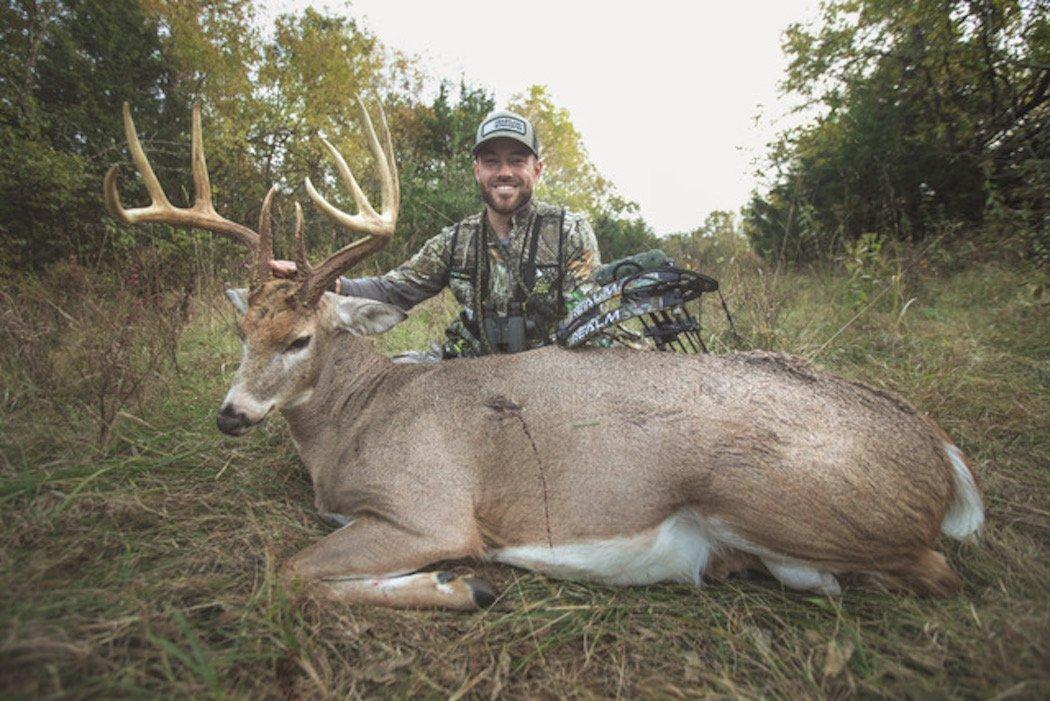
[556,249,737,353]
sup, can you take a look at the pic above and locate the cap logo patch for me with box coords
[481,116,527,137]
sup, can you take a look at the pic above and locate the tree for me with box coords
[745,0,1048,262]
[590,197,659,260]
[0,0,176,270]
[0,4,664,276]
[665,210,750,272]
[382,81,495,269]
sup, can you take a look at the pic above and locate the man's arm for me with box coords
[334,226,455,310]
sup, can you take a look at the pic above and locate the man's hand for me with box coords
[269,259,297,278]
[268,260,340,293]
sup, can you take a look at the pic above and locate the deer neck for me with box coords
[280,332,395,461]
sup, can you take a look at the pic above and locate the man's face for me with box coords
[473,138,543,215]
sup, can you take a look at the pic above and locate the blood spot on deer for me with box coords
[483,394,554,549]
[485,395,523,418]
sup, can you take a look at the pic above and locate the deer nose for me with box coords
[216,403,251,435]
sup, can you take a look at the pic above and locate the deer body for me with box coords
[107,100,983,610]
[271,293,980,605]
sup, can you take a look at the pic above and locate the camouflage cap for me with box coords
[473,110,539,157]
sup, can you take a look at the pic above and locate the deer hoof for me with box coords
[465,577,498,608]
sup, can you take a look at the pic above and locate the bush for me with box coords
[1,252,192,452]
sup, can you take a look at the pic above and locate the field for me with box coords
[1,254,1048,698]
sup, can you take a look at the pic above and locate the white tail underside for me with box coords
[940,443,985,539]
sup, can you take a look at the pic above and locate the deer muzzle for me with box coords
[216,402,255,436]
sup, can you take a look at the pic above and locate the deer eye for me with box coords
[286,335,311,352]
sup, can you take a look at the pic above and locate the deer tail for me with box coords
[940,443,985,540]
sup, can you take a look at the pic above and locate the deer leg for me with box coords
[760,557,842,595]
[876,548,962,597]
[704,550,765,582]
[281,517,496,610]
[305,571,497,611]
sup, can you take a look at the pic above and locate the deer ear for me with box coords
[330,294,406,336]
[225,288,249,315]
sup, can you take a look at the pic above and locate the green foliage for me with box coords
[841,232,903,306]
[591,198,660,260]
[0,2,660,277]
[663,210,753,273]
[0,1,413,276]
[1,250,192,450]
[746,0,1048,263]
[377,81,495,270]
[0,0,175,271]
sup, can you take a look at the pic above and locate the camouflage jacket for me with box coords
[338,199,601,355]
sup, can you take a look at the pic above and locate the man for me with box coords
[273,109,601,360]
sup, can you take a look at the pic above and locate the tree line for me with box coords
[744,0,1047,264]
[0,0,664,280]
[1,0,1044,282]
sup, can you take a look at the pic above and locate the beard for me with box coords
[479,179,534,215]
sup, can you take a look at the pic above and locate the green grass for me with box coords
[1,258,1047,698]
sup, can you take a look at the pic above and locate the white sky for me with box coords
[258,0,821,235]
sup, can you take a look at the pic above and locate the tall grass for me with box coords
[1,249,1047,698]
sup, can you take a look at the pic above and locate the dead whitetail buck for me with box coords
[105,101,985,610]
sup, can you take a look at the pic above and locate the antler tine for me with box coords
[292,203,311,282]
[354,94,396,219]
[191,103,214,213]
[300,98,399,306]
[306,137,379,224]
[104,102,172,218]
[375,96,399,213]
[103,101,260,252]
[254,185,278,287]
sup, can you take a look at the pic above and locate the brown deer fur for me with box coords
[216,281,983,609]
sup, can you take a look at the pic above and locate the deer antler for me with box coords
[104,102,277,288]
[299,96,399,306]
[255,185,278,286]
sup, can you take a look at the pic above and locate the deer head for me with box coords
[105,98,403,435]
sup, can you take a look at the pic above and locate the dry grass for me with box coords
[1,256,1048,698]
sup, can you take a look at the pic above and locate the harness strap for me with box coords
[555,208,566,312]
[471,216,492,353]
[464,209,568,353]
[475,215,488,306]
[517,212,546,303]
